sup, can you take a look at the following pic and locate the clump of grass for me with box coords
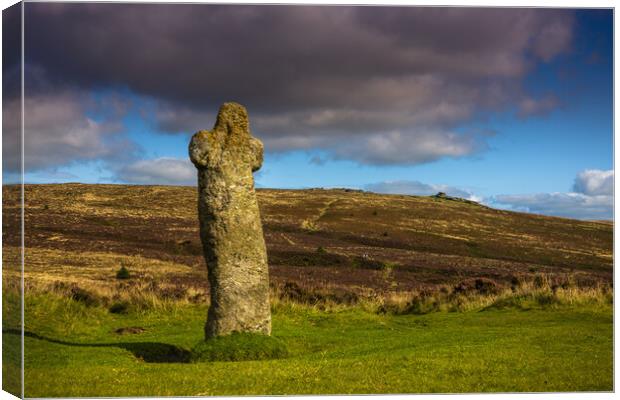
[453,277,501,296]
[383,261,398,270]
[116,266,131,280]
[52,282,101,307]
[510,275,526,291]
[533,273,549,288]
[487,277,612,311]
[274,281,359,307]
[374,292,442,315]
[157,285,188,300]
[268,250,348,267]
[69,286,101,307]
[191,332,289,362]
[351,256,389,270]
[300,219,318,231]
[25,279,207,315]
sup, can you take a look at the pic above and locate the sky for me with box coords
[1,4,614,220]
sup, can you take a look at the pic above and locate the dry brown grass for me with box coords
[361,278,612,315]
[8,268,610,318]
[3,184,612,311]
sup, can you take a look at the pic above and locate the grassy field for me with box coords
[3,291,613,397]
[1,184,614,396]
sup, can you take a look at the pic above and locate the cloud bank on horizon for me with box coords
[1,4,613,220]
[366,169,613,221]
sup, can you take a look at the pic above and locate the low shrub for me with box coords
[69,286,101,307]
[452,278,501,296]
[268,250,348,267]
[52,282,101,307]
[278,281,359,306]
[116,265,131,279]
[510,275,526,291]
[377,292,441,315]
[116,266,131,280]
[351,256,388,270]
[109,301,130,314]
[157,285,188,300]
[533,273,550,289]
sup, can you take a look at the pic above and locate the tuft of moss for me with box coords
[116,266,131,280]
[191,332,289,362]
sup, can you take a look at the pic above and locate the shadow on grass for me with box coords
[3,328,191,363]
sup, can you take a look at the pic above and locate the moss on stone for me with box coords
[190,332,288,362]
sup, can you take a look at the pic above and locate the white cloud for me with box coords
[366,169,614,221]
[342,130,481,165]
[262,128,483,166]
[573,169,613,196]
[365,179,479,201]
[491,192,612,220]
[491,169,614,220]
[115,157,196,186]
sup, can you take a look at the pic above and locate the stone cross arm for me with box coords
[189,102,263,173]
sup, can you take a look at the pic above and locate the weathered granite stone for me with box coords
[189,102,271,338]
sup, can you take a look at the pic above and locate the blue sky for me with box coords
[3,5,613,220]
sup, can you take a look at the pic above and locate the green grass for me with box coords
[2,329,21,397]
[14,293,613,397]
[2,280,22,397]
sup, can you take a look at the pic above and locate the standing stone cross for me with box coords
[189,102,271,338]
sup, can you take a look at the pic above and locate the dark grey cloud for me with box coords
[517,94,561,118]
[8,4,575,167]
[2,3,21,99]
[3,91,136,173]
